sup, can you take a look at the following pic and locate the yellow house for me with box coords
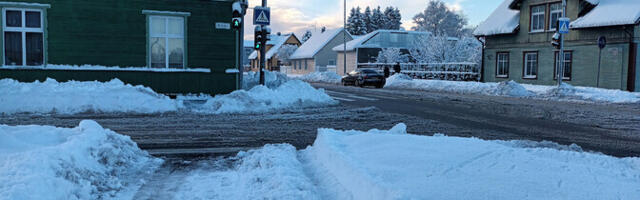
[248,33,301,72]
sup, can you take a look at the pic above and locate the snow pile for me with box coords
[0,120,162,200]
[243,70,289,89]
[306,124,640,199]
[473,0,520,36]
[174,144,319,200]
[297,71,342,84]
[384,74,640,103]
[0,78,181,114]
[199,80,338,114]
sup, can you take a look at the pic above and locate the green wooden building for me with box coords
[0,0,242,95]
[474,0,639,92]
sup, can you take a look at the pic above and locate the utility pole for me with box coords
[557,0,567,86]
[258,0,268,85]
[343,0,347,75]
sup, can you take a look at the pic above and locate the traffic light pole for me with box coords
[259,0,267,85]
[557,0,566,86]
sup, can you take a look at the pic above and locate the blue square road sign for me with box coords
[558,17,570,34]
[253,6,270,25]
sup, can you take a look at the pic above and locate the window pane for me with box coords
[25,11,41,28]
[150,17,165,35]
[167,18,184,36]
[6,10,21,27]
[26,32,43,66]
[4,32,22,65]
[150,37,166,68]
[168,38,184,68]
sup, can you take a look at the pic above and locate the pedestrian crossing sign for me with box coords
[253,6,270,25]
[558,17,570,34]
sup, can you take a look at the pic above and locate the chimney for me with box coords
[277,32,281,36]
[321,27,326,33]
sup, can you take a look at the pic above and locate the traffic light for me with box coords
[264,26,271,41]
[254,26,263,50]
[232,2,242,30]
[551,33,560,49]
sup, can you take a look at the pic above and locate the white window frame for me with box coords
[2,7,44,66]
[530,5,546,33]
[523,52,538,79]
[496,52,509,78]
[148,15,186,69]
[554,51,572,80]
[548,3,562,31]
[328,59,336,66]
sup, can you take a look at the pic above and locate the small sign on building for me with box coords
[215,22,231,30]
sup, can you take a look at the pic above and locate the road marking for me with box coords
[325,90,379,101]
[331,96,356,102]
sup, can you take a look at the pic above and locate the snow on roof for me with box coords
[248,34,296,60]
[571,0,640,28]
[290,28,348,59]
[473,0,520,36]
[332,30,430,52]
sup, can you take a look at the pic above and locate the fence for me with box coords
[358,62,480,81]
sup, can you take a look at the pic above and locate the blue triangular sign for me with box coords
[256,11,269,23]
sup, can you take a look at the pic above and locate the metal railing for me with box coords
[358,62,481,81]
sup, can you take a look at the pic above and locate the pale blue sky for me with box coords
[244,0,505,39]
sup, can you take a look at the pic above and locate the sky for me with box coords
[243,0,504,40]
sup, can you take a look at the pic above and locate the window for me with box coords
[496,52,509,78]
[530,5,546,32]
[328,59,336,66]
[304,60,308,70]
[554,51,572,80]
[523,52,538,79]
[3,8,44,66]
[149,16,185,68]
[549,3,562,31]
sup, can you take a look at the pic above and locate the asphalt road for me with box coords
[314,83,640,157]
[1,83,639,158]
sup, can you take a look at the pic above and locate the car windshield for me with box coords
[361,69,379,75]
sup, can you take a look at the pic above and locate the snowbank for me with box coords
[243,70,289,89]
[384,74,640,103]
[307,124,640,199]
[174,144,320,200]
[0,120,162,200]
[0,78,181,114]
[297,71,342,84]
[199,80,338,114]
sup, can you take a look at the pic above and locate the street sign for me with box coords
[253,6,270,25]
[598,36,607,49]
[558,17,570,34]
[215,22,230,30]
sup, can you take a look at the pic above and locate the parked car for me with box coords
[341,69,386,88]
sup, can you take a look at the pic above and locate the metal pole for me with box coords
[557,0,566,86]
[597,48,602,87]
[236,29,240,89]
[343,0,347,75]
[238,2,245,89]
[259,0,267,85]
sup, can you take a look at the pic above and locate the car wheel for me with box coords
[341,79,347,86]
[376,83,383,88]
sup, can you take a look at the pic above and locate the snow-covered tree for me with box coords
[371,6,384,31]
[301,30,312,43]
[347,8,359,35]
[277,44,298,63]
[384,7,402,30]
[409,34,481,64]
[364,7,373,33]
[412,0,468,37]
[347,7,368,35]
[376,48,409,63]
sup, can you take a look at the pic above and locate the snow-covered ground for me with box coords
[0,78,182,114]
[0,71,337,115]
[385,74,640,103]
[294,71,342,84]
[3,121,639,199]
[197,80,338,114]
[0,120,162,200]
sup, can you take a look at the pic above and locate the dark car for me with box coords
[341,69,386,88]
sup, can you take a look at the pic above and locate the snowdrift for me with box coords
[306,124,640,199]
[243,71,289,89]
[199,80,338,114]
[385,74,640,103]
[0,120,162,200]
[297,71,342,84]
[0,78,181,114]
[175,144,320,200]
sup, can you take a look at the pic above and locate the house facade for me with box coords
[248,33,301,72]
[0,0,242,95]
[289,28,353,74]
[332,30,428,76]
[474,0,639,91]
